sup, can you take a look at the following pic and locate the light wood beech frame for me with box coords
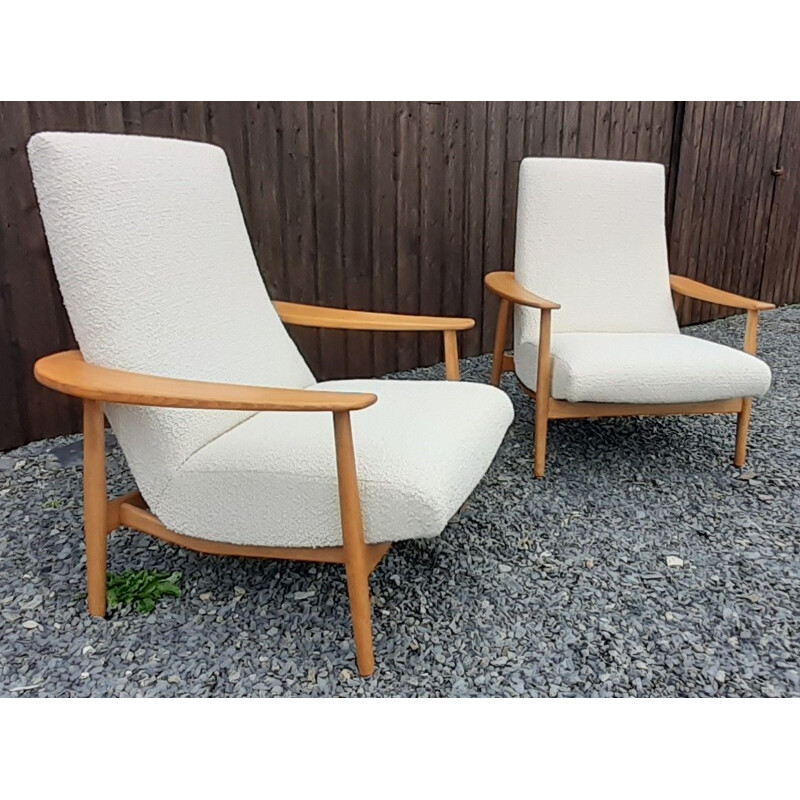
[485,271,775,478]
[34,303,474,677]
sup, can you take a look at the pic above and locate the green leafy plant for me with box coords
[106,570,182,614]
[43,498,63,509]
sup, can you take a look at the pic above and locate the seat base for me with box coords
[497,352,754,478]
[517,379,744,419]
[112,491,391,573]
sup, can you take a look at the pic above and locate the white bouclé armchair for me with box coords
[487,157,774,477]
[28,132,514,676]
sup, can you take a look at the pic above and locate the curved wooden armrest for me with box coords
[670,275,775,311]
[273,301,474,331]
[484,271,560,310]
[34,351,377,412]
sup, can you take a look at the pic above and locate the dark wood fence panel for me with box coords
[762,102,800,308]
[669,102,787,325]
[1,100,798,451]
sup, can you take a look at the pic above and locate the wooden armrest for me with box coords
[670,275,775,311]
[484,271,560,310]
[273,301,474,331]
[34,351,377,412]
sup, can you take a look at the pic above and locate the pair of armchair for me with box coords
[28,133,773,676]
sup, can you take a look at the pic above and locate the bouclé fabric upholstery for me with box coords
[512,158,772,402]
[515,333,771,404]
[28,132,513,548]
[160,379,513,547]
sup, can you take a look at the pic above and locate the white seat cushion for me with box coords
[515,333,772,404]
[152,380,514,548]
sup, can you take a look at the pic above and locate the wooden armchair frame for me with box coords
[486,271,775,478]
[34,304,473,677]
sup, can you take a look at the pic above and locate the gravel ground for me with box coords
[1,308,798,697]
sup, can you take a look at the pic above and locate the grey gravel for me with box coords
[1,308,799,697]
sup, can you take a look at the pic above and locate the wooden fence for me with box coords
[1,101,798,451]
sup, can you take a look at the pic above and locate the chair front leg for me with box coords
[534,310,552,478]
[735,309,761,467]
[333,410,375,677]
[83,399,108,616]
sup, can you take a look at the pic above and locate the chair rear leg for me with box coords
[734,399,753,468]
[83,400,108,617]
[490,298,510,387]
[333,411,375,677]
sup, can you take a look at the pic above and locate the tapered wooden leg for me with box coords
[83,399,108,617]
[443,330,460,381]
[735,399,752,467]
[333,411,374,677]
[534,309,552,478]
[534,403,549,478]
[490,298,510,387]
[735,310,760,468]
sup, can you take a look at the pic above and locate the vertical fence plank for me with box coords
[524,101,545,156]
[608,101,627,159]
[694,102,730,321]
[482,102,507,352]
[706,102,744,321]
[395,101,421,371]
[462,101,487,359]
[419,102,446,367]
[542,102,563,156]
[622,102,641,160]
[121,101,143,134]
[341,101,374,377]
[138,101,176,137]
[635,101,654,160]
[278,101,320,373]
[503,101,526,272]
[246,101,285,298]
[442,101,466,328]
[310,101,347,380]
[370,101,398,376]
[682,101,716,322]
[0,102,29,446]
[171,101,208,141]
[726,102,762,299]
[562,103,580,156]
[592,101,612,158]
[577,102,596,158]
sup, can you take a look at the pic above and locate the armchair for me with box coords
[487,157,773,477]
[28,132,514,676]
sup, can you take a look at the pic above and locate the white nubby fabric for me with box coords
[513,158,772,403]
[28,132,513,548]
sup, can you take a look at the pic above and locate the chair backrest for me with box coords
[513,157,679,345]
[28,132,314,502]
